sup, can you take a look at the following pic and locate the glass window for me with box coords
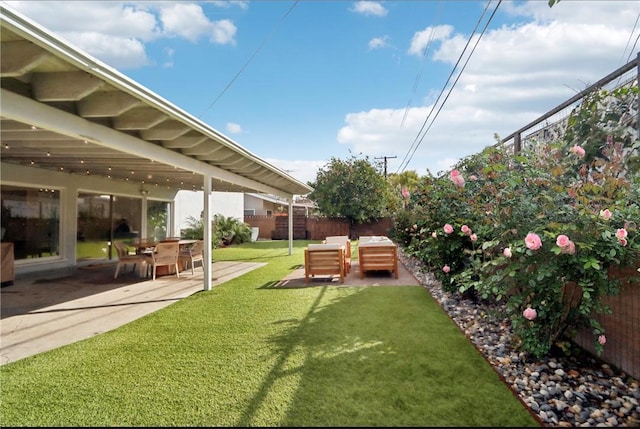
[147,200,170,242]
[1,185,60,260]
[77,193,142,262]
[77,193,111,262]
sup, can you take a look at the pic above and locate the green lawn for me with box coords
[0,240,539,427]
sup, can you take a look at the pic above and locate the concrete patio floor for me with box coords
[0,260,265,365]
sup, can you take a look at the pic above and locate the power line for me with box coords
[621,11,640,64]
[395,0,494,173]
[401,2,444,128]
[198,1,300,119]
[396,0,502,174]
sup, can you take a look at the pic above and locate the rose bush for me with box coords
[395,88,640,359]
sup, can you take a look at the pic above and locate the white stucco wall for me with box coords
[175,190,245,230]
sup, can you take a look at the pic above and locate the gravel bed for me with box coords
[398,249,640,427]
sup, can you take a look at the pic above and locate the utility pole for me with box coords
[375,156,397,178]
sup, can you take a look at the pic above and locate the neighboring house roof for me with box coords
[0,5,313,198]
[245,193,316,208]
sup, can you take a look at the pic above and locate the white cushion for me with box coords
[359,240,394,247]
[307,243,342,250]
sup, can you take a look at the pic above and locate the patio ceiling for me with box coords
[0,6,313,197]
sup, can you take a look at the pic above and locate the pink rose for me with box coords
[468,175,478,181]
[449,170,465,187]
[560,240,576,255]
[451,176,465,187]
[525,232,542,250]
[401,187,410,199]
[461,225,471,235]
[618,237,628,247]
[523,307,537,321]
[470,233,477,242]
[443,224,454,234]
[503,247,512,258]
[569,145,586,157]
[442,265,451,273]
[599,209,612,220]
[616,228,628,239]
[598,335,606,345]
[412,224,418,230]
[556,234,570,248]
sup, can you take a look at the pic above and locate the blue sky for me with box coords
[4,0,640,185]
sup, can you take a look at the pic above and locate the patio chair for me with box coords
[304,243,345,284]
[113,240,147,279]
[323,235,352,274]
[178,239,205,274]
[144,241,180,280]
[358,239,398,279]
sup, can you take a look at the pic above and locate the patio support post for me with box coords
[140,194,148,240]
[203,175,213,291]
[288,200,293,255]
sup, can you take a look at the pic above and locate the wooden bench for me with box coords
[358,240,398,279]
[304,243,345,284]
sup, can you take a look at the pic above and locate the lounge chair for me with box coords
[304,243,345,284]
[323,235,352,274]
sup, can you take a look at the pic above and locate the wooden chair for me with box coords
[179,240,205,274]
[357,239,398,279]
[323,235,351,274]
[304,243,345,284]
[113,241,147,279]
[144,241,180,280]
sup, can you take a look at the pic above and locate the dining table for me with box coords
[132,239,199,277]
[132,239,198,255]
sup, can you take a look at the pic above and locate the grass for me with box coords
[0,240,539,427]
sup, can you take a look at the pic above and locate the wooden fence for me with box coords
[244,215,394,241]
[572,264,640,380]
[498,53,640,380]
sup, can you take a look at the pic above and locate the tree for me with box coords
[387,170,421,212]
[308,154,393,237]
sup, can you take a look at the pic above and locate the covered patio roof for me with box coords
[0,5,313,198]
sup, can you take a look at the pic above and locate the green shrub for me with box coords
[394,88,640,360]
[181,214,252,248]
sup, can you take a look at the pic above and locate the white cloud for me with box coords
[4,1,237,69]
[159,3,237,45]
[408,25,454,57]
[368,36,390,50]
[265,158,327,186]
[209,1,249,11]
[209,19,237,45]
[350,1,388,17]
[226,122,243,134]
